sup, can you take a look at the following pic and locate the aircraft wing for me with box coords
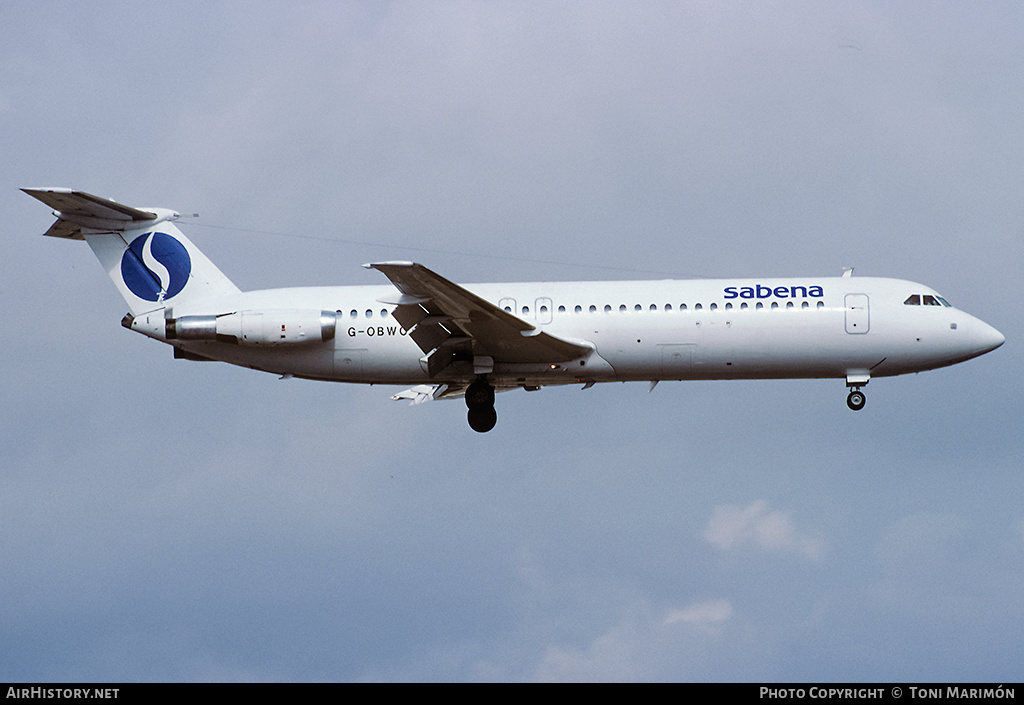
[365,261,590,372]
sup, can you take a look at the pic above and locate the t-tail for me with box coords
[22,188,240,316]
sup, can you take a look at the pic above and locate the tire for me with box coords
[465,380,495,410]
[847,391,866,411]
[468,407,497,432]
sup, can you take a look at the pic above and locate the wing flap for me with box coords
[392,384,451,404]
[391,382,523,404]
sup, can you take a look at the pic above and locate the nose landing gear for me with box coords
[845,373,869,411]
[466,379,497,432]
[846,389,866,411]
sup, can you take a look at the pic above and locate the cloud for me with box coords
[531,599,735,682]
[703,500,826,559]
[663,599,733,633]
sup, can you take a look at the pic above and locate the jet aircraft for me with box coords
[24,188,1005,432]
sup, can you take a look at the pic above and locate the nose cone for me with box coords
[971,319,1005,357]
[978,321,1003,352]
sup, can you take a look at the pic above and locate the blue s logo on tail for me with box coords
[121,232,191,302]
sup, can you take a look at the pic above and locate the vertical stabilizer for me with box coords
[23,188,240,315]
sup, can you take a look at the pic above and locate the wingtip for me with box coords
[21,187,72,199]
[364,260,416,269]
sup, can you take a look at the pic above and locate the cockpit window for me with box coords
[905,293,953,307]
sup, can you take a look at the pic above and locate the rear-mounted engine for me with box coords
[165,310,337,346]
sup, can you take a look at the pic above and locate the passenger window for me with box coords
[680,304,687,311]
[817,301,824,309]
[575,305,582,313]
[695,303,702,311]
[557,305,565,313]
[619,305,627,313]
[725,303,733,310]
[522,306,530,315]
[771,302,779,309]
[381,309,388,318]
[801,301,809,309]
[786,302,794,309]
[366,309,373,318]
[650,304,657,311]
[740,302,748,310]
[604,305,612,313]
[904,294,921,305]
[589,305,597,313]
[634,304,642,312]
[710,303,717,311]
[664,304,672,311]
[504,306,512,313]
[350,310,358,319]
[756,302,764,310]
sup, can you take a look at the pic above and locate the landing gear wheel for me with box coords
[468,407,497,433]
[465,380,497,431]
[465,380,495,410]
[847,390,866,411]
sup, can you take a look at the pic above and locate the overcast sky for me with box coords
[2,1,1021,682]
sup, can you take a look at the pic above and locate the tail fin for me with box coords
[23,188,240,315]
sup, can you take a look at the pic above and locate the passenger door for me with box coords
[845,294,870,334]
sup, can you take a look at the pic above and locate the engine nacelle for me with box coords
[166,310,337,346]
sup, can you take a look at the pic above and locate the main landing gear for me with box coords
[466,379,497,433]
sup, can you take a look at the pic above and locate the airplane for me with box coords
[24,187,1005,432]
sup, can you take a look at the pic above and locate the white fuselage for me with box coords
[131,275,1004,389]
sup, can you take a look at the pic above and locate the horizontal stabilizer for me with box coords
[22,188,164,239]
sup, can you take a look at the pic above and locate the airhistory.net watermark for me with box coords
[6,689,118,699]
